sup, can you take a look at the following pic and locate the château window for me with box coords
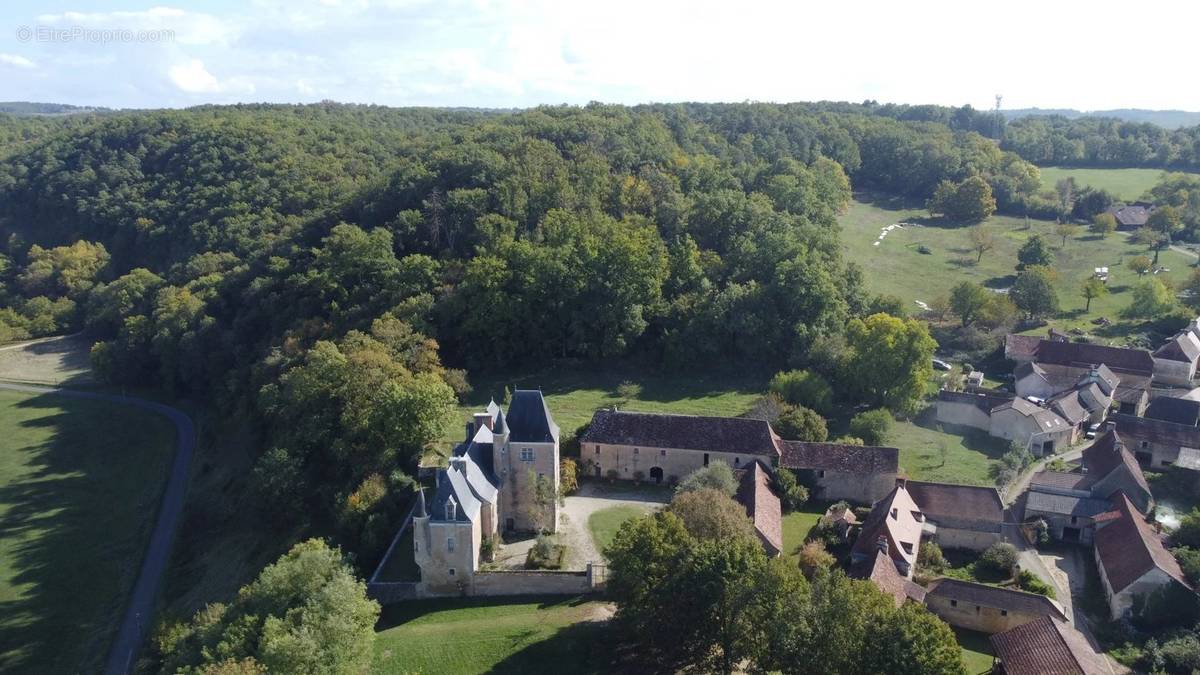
[633,448,639,455]
[520,448,535,462]
[447,537,455,552]
[950,600,958,607]
[415,540,419,552]
[660,449,666,456]
[449,568,455,577]
[1001,610,1008,616]
[595,447,601,455]
[817,470,826,478]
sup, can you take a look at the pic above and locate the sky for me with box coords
[0,0,1196,112]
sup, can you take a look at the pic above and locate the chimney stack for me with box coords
[876,535,889,555]
[474,412,494,432]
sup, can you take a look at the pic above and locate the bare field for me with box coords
[0,335,94,386]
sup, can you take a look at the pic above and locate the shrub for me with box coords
[668,488,755,542]
[1174,547,1200,586]
[605,469,619,481]
[768,369,834,414]
[480,535,496,562]
[978,542,1018,577]
[1017,569,1056,598]
[773,468,809,513]
[797,541,836,579]
[526,535,563,570]
[1173,509,1200,549]
[677,462,737,497]
[774,404,828,441]
[918,541,946,574]
[633,470,645,483]
[559,458,579,496]
[848,408,893,445]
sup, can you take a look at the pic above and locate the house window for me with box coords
[660,449,666,456]
[447,537,456,552]
[950,600,958,607]
[449,568,456,577]
[1164,460,1174,467]
[634,448,639,455]
[520,448,535,462]
[1070,516,1078,525]
[1001,610,1008,616]
[704,453,710,467]
[901,542,913,555]
[1141,441,1149,449]
[735,457,740,466]
[415,540,419,552]
[539,472,545,480]
[817,470,826,478]
[595,446,601,455]
[975,606,981,614]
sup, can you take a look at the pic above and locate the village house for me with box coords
[923,578,1068,634]
[1153,323,1200,386]
[850,483,924,578]
[579,410,901,504]
[1145,395,1200,427]
[1093,492,1192,619]
[735,460,783,558]
[1105,202,1155,230]
[905,481,1005,551]
[935,389,1075,455]
[1024,427,1153,544]
[413,391,560,593]
[1112,412,1200,470]
[989,616,1109,675]
[778,440,899,504]
[579,409,781,483]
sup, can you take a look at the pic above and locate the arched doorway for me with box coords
[649,466,664,484]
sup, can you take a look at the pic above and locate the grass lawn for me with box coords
[780,503,826,558]
[954,627,994,675]
[890,406,1009,486]
[588,504,655,556]
[372,596,611,675]
[1037,166,1170,202]
[0,389,175,673]
[840,195,1195,338]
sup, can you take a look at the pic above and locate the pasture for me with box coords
[372,596,612,674]
[840,195,1195,336]
[0,389,175,673]
[1037,166,1169,202]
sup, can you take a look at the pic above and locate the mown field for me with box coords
[1037,166,1170,202]
[840,194,1195,336]
[372,596,612,674]
[0,389,175,674]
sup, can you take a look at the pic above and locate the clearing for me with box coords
[372,596,613,675]
[0,334,94,386]
[954,626,995,674]
[840,195,1194,336]
[890,408,1009,486]
[0,388,175,673]
[587,503,658,557]
[780,502,826,558]
[1037,166,1170,202]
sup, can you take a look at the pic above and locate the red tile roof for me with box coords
[735,460,783,557]
[1034,339,1155,377]
[1094,492,1190,594]
[852,484,923,572]
[990,616,1107,675]
[1081,430,1150,498]
[850,549,927,607]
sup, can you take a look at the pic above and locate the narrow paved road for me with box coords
[0,381,196,675]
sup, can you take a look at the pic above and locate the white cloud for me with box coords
[169,59,220,93]
[37,6,236,46]
[0,53,35,69]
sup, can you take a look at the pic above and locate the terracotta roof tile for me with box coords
[990,616,1107,675]
[735,460,783,556]
[850,550,927,607]
[906,481,1005,526]
[1094,492,1191,594]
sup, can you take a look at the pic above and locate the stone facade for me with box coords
[584,440,769,485]
[494,438,559,532]
[413,517,479,594]
[1153,358,1196,387]
[935,397,991,433]
[1096,551,1176,619]
[923,579,1067,634]
[929,526,1002,551]
[811,468,896,505]
[925,592,1057,634]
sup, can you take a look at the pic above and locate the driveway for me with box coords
[0,382,197,675]
[559,482,669,569]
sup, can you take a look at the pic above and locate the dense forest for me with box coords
[0,99,1153,582]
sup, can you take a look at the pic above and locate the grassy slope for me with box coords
[372,596,610,675]
[587,504,655,557]
[840,195,1193,336]
[954,626,995,675]
[780,504,825,558]
[1037,166,1168,202]
[0,389,175,674]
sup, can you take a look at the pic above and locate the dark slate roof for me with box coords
[1026,491,1114,518]
[1079,364,1119,396]
[925,578,1067,621]
[1154,331,1200,363]
[1048,390,1089,426]
[580,409,781,457]
[1082,430,1151,497]
[735,461,783,556]
[1106,203,1153,228]
[505,390,558,443]
[429,459,483,523]
[849,549,927,607]
[990,616,1107,675]
[1030,470,1094,492]
[1006,333,1042,360]
[906,481,1005,525]
[937,388,1012,413]
[1113,411,1200,447]
[1034,340,1155,377]
[1094,492,1191,593]
[778,441,899,474]
[1146,396,1200,427]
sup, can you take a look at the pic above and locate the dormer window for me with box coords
[890,508,898,520]
[445,496,457,521]
[900,542,913,555]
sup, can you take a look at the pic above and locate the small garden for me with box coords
[916,541,1055,598]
